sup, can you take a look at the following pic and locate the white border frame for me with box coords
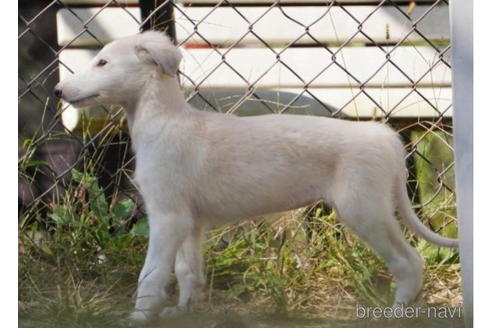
[450,1,473,327]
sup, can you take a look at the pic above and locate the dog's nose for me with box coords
[54,85,63,98]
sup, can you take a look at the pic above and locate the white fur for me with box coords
[55,31,458,324]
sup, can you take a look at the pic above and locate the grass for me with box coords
[18,131,463,328]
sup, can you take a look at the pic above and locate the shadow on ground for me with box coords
[20,312,465,328]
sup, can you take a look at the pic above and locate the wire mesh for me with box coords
[18,0,456,237]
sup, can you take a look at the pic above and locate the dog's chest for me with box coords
[133,135,201,202]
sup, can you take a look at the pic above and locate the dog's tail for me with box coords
[395,167,459,248]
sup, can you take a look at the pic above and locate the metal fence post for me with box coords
[449,1,473,327]
[139,0,176,41]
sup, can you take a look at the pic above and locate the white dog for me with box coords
[55,31,458,323]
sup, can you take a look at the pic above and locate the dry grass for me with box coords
[19,201,462,327]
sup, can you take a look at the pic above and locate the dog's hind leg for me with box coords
[130,211,192,324]
[333,192,423,306]
[160,224,205,318]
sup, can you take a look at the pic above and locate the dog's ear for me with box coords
[135,41,182,77]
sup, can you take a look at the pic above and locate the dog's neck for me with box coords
[124,72,187,142]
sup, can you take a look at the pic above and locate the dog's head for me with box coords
[54,31,182,107]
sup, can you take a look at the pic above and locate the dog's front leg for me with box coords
[129,211,192,324]
[159,224,205,318]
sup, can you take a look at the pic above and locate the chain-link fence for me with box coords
[18,0,456,238]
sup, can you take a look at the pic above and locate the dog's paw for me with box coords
[159,306,186,318]
[128,310,156,325]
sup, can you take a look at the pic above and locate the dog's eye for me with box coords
[96,59,108,67]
